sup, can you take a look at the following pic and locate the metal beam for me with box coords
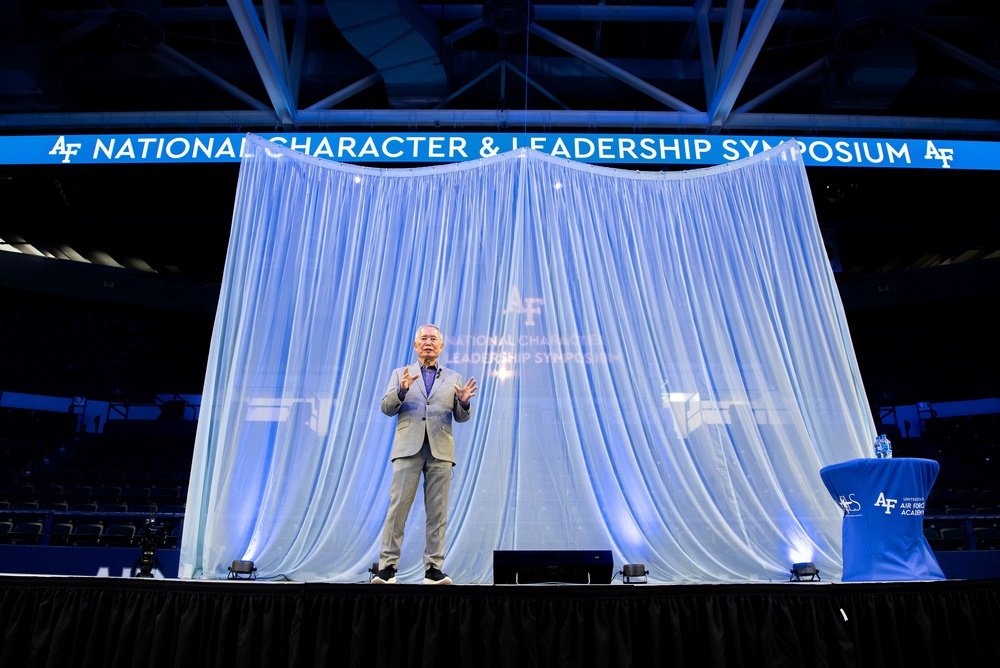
[304,73,383,111]
[695,1,716,105]
[443,18,486,47]
[420,5,833,27]
[50,6,837,26]
[226,0,298,127]
[734,56,828,113]
[723,113,1000,133]
[262,0,290,83]
[52,15,111,49]
[433,62,503,110]
[288,0,310,102]
[707,0,784,128]
[505,62,571,111]
[911,29,1000,84]
[715,0,744,90]
[154,44,272,111]
[529,23,698,113]
[5,109,1000,135]
[679,0,714,59]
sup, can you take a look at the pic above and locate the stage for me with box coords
[0,576,997,668]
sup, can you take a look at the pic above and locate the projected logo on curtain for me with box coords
[504,286,543,326]
[442,286,619,370]
[179,136,875,584]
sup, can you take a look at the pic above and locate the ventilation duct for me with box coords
[324,0,448,108]
[827,0,929,110]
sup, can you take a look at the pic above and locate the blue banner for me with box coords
[1,132,992,169]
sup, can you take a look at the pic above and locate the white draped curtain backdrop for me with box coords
[179,134,873,583]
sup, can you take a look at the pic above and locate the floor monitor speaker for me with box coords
[492,549,613,584]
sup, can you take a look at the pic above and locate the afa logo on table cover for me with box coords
[838,494,862,514]
[874,493,927,516]
[874,492,899,514]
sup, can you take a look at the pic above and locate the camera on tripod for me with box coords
[131,517,169,578]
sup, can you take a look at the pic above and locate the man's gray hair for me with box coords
[414,324,443,341]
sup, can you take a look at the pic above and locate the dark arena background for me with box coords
[1,2,1000,666]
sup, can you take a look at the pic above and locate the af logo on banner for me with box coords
[49,136,83,163]
[925,141,955,168]
[874,492,898,514]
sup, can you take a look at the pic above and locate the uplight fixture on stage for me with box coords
[228,560,257,580]
[789,562,820,581]
[622,563,649,584]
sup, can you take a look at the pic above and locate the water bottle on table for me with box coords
[873,434,893,459]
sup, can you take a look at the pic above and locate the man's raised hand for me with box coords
[454,377,478,404]
[401,366,416,391]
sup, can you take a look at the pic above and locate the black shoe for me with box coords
[423,567,452,585]
[371,565,396,584]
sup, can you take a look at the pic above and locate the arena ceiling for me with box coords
[2,0,999,134]
[1,0,998,282]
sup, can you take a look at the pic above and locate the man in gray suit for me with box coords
[371,324,478,584]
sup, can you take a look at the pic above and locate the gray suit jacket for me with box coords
[380,363,471,464]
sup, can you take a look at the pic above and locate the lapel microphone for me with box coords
[421,365,442,379]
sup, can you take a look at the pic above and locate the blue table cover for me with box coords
[820,458,945,582]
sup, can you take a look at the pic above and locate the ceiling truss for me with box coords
[0,1,997,136]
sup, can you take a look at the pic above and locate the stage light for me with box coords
[622,563,648,584]
[228,560,257,580]
[789,562,820,581]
